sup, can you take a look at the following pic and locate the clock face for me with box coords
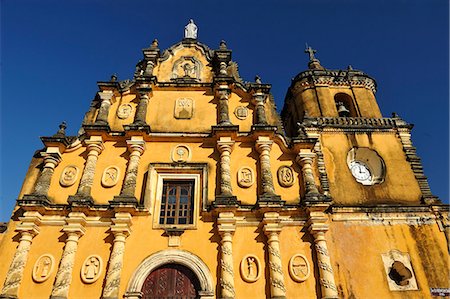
[350,161,372,183]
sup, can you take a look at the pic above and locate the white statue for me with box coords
[184,19,198,39]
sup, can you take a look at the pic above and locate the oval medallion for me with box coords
[237,167,254,188]
[171,145,192,163]
[289,254,310,282]
[81,255,102,284]
[101,166,120,187]
[117,103,133,119]
[234,106,248,120]
[277,166,295,187]
[60,165,79,187]
[32,254,55,283]
[240,255,261,283]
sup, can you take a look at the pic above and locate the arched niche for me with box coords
[124,249,214,299]
[334,93,358,117]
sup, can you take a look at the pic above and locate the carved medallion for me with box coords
[101,166,120,187]
[32,254,55,283]
[171,145,192,163]
[174,98,194,119]
[237,167,254,188]
[289,254,310,282]
[171,56,202,80]
[81,255,102,284]
[240,255,261,283]
[117,103,133,119]
[234,106,248,120]
[60,165,78,187]
[277,166,295,187]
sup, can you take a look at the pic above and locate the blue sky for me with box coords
[1,0,448,221]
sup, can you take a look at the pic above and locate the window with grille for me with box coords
[159,180,195,225]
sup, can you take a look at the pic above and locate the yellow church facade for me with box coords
[0,21,448,299]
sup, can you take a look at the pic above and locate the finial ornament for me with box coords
[110,74,117,82]
[151,39,159,48]
[184,19,198,39]
[220,40,227,49]
[54,121,67,137]
[304,43,317,61]
[255,75,262,84]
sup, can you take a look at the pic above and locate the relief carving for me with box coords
[60,165,78,187]
[171,145,192,163]
[237,167,254,188]
[174,98,194,119]
[32,254,55,283]
[234,106,248,120]
[81,255,102,284]
[101,166,120,187]
[289,254,310,282]
[171,56,202,80]
[117,103,133,119]
[277,166,295,187]
[240,255,261,283]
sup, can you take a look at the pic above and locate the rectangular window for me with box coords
[159,180,195,225]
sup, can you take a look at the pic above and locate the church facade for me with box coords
[0,21,448,299]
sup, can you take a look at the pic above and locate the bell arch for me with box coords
[124,249,214,299]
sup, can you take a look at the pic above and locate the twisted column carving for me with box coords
[263,212,286,299]
[251,92,268,125]
[33,153,61,196]
[76,138,104,197]
[255,138,275,195]
[217,85,232,125]
[307,209,338,299]
[296,151,320,196]
[133,87,151,125]
[102,213,132,299]
[217,138,234,196]
[95,91,114,125]
[217,212,236,299]
[0,212,41,298]
[51,213,86,299]
[118,138,145,200]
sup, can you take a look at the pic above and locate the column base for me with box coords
[124,124,151,133]
[18,194,51,206]
[251,124,277,132]
[302,193,331,204]
[68,195,94,206]
[110,196,139,207]
[257,194,285,208]
[83,123,111,132]
[213,195,240,207]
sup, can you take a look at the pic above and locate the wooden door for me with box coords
[141,264,200,299]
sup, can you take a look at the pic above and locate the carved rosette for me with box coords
[76,138,104,196]
[33,154,61,196]
[102,213,132,299]
[117,103,133,120]
[256,139,276,195]
[218,212,236,299]
[263,213,286,298]
[120,139,145,198]
[217,138,235,196]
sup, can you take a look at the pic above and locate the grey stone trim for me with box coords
[213,195,240,208]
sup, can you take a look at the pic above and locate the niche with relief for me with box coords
[101,166,120,187]
[60,165,79,187]
[81,255,103,284]
[288,254,310,282]
[32,254,55,283]
[240,255,261,283]
[381,250,418,291]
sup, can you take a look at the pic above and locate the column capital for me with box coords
[217,212,236,235]
[217,137,235,153]
[98,90,114,102]
[216,84,231,98]
[296,149,316,164]
[63,212,87,237]
[255,137,273,153]
[262,212,282,235]
[126,137,146,155]
[111,212,133,237]
[306,208,329,234]
[85,136,104,153]
[251,91,267,106]
[16,211,42,237]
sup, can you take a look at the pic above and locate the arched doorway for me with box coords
[141,264,200,299]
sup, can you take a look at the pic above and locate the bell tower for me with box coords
[282,45,439,205]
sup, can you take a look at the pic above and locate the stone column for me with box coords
[217,85,232,125]
[297,150,320,196]
[115,137,145,202]
[0,212,41,299]
[133,87,151,125]
[263,212,286,299]
[102,213,132,299]
[51,213,86,299]
[251,92,268,125]
[307,208,338,299]
[75,136,104,197]
[217,212,236,299]
[95,91,114,125]
[217,137,234,196]
[255,137,276,196]
[33,153,61,196]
